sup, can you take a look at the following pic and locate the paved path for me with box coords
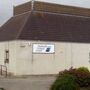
[0,76,56,90]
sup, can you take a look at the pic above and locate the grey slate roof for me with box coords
[0,12,30,41]
[0,1,90,43]
[14,1,90,17]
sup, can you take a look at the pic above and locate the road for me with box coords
[0,76,56,90]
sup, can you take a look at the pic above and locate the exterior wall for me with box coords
[8,41,17,74]
[14,40,70,75]
[0,42,6,65]
[15,41,90,75]
[72,43,90,69]
[0,41,17,75]
[0,40,90,75]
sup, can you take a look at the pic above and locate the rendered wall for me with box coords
[0,40,90,75]
[14,40,72,75]
[15,41,90,75]
[0,41,17,75]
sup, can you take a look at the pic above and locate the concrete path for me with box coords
[0,76,56,90]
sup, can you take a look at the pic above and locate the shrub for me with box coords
[51,74,80,90]
[59,67,90,87]
[77,67,90,73]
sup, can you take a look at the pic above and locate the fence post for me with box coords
[5,66,7,77]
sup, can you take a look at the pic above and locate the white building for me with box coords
[0,1,90,76]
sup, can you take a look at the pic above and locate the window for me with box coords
[4,50,9,63]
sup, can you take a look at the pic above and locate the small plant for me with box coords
[51,74,80,90]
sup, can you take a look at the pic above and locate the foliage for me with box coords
[59,67,90,87]
[51,74,80,90]
[77,67,90,73]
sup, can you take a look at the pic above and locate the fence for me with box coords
[0,65,7,77]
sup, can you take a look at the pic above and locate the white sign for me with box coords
[33,44,55,53]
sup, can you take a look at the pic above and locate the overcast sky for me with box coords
[0,0,90,26]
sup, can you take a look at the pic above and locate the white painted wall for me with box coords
[15,41,66,75]
[0,40,90,75]
[72,43,90,69]
[14,40,90,75]
[0,41,17,75]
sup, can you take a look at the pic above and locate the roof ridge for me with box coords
[14,11,31,17]
[15,12,31,39]
[33,10,90,18]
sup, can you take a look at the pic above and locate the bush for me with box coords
[77,67,90,73]
[59,67,90,87]
[51,74,80,90]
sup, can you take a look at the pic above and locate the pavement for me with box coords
[0,76,56,90]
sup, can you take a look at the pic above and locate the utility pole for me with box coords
[31,0,35,11]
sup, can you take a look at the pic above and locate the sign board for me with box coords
[33,44,55,54]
